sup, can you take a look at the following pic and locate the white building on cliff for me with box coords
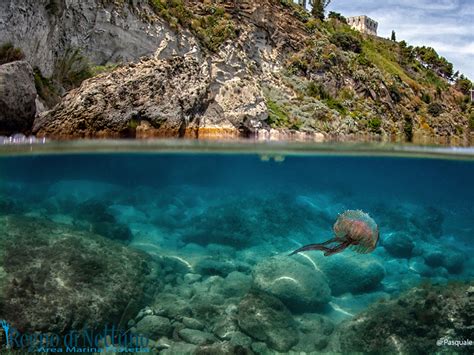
[346,16,378,36]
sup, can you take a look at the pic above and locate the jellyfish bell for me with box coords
[289,210,379,257]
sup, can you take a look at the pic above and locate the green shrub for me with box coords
[368,117,382,133]
[287,55,309,75]
[330,32,362,53]
[328,11,347,24]
[305,19,319,33]
[149,0,235,52]
[265,99,303,129]
[421,92,431,104]
[427,102,443,117]
[266,99,289,128]
[191,6,236,52]
[389,84,402,103]
[0,43,25,65]
[325,97,347,115]
[356,54,370,66]
[53,48,93,90]
[469,112,474,131]
[404,116,413,142]
[33,68,61,108]
[307,82,331,100]
[455,76,472,95]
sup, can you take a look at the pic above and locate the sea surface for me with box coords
[0,141,473,354]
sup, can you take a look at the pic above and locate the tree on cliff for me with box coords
[391,30,396,41]
[311,0,331,20]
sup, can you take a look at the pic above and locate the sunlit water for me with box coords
[0,141,473,353]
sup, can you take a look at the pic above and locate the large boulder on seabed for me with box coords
[0,216,155,335]
[252,256,331,312]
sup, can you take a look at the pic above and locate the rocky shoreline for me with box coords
[0,0,472,145]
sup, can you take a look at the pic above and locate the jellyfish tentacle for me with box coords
[323,240,352,256]
[288,238,338,256]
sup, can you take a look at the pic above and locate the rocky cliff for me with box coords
[1,0,472,144]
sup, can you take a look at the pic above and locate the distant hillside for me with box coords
[1,0,472,144]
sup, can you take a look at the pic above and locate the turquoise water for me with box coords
[0,143,473,353]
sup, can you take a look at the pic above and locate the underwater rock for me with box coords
[73,199,133,243]
[409,257,438,277]
[195,258,239,277]
[424,250,445,268]
[212,304,241,341]
[178,328,217,345]
[329,282,473,354]
[0,195,23,215]
[0,216,153,334]
[443,250,465,274]
[423,249,465,274]
[161,342,198,354]
[151,292,193,319]
[252,256,331,312]
[237,291,299,352]
[184,273,202,284]
[135,315,172,339]
[229,331,253,347]
[410,206,445,238]
[220,271,252,298]
[315,254,385,295]
[382,232,415,258]
[293,313,335,352]
[195,341,253,355]
[182,317,205,331]
[183,194,324,249]
[92,221,133,242]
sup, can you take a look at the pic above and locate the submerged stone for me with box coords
[315,253,385,295]
[178,328,217,345]
[294,313,335,352]
[252,256,331,312]
[237,291,299,352]
[329,282,473,354]
[0,216,153,334]
[382,232,415,258]
[423,249,465,274]
[135,315,172,339]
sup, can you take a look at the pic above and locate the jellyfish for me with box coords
[289,210,379,257]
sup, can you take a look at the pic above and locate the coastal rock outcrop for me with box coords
[33,56,211,138]
[1,0,471,143]
[0,60,37,135]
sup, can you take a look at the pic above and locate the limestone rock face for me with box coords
[33,56,210,138]
[0,61,37,135]
[0,0,197,78]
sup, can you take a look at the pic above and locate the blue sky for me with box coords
[326,0,474,80]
